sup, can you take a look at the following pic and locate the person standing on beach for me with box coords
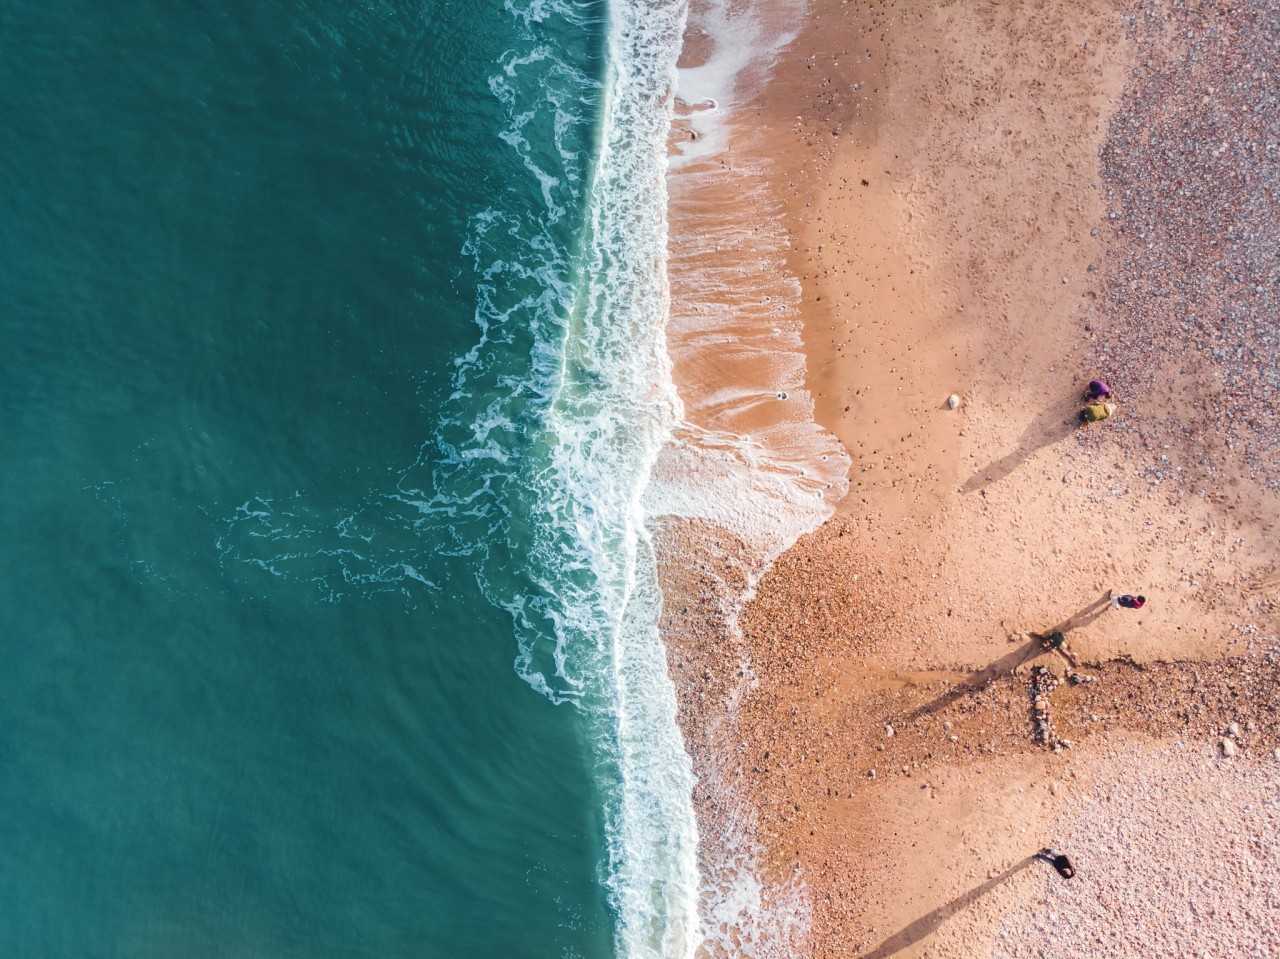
[1041,630,1068,651]
[1112,594,1146,610]
[1036,630,1078,668]
[1036,849,1076,879]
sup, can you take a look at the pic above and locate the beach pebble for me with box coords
[946,393,961,410]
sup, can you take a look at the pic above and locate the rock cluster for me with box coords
[1028,666,1062,747]
[1219,719,1250,758]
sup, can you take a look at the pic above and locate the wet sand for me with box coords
[661,0,1280,956]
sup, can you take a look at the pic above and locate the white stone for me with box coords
[947,393,961,410]
[1220,738,1237,758]
[884,724,895,737]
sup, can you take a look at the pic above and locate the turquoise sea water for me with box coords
[1,1,697,956]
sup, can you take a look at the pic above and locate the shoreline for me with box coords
[660,0,1280,955]
[655,1,855,953]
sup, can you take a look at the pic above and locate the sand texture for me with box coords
[662,0,1280,956]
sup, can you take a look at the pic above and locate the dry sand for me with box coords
[662,0,1280,956]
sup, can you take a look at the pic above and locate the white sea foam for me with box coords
[212,0,781,952]
[670,0,804,171]
[567,0,844,953]
[652,0,847,955]
[545,0,706,953]
[476,0,709,953]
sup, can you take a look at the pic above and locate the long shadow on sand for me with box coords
[903,640,1042,722]
[903,593,1114,721]
[1049,591,1112,633]
[857,857,1038,958]
[960,401,1079,494]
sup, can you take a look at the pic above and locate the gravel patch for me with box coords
[990,740,1280,958]
[1089,0,1280,492]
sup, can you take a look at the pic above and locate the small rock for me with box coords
[867,768,877,779]
[946,393,961,410]
[948,735,959,743]
[884,724,895,738]
[1220,738,1237,758]
[943,720,953,732]
[1226,722,1241,738]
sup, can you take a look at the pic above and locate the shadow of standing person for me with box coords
[904,639,1042,721]
[1050,591,1113,633]
[857,856,1038,958]
[961,402,1078,493]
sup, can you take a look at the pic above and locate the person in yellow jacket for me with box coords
[1079,400,1116,425]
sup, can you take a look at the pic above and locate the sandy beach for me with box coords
[663,1,1280,955]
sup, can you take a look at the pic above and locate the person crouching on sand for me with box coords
[1079,400,1116,425]
[1084,378,1112,401]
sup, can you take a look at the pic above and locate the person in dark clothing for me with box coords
[1040,630,1067,651]
[1033,629,1078,667]
[1036,848,1076,879]
[1112,593,1146,610]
